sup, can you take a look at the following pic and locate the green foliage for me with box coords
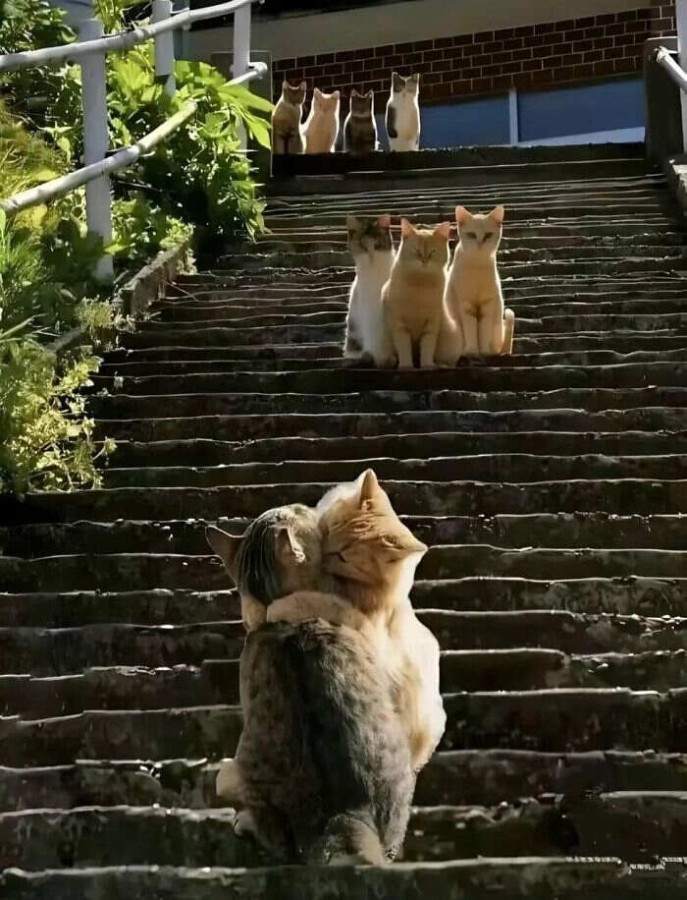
[0,337,113,494]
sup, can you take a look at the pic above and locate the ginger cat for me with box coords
[444,205,515,356]
[303,87,341,154]
[382,219,452,369]
[272,80,306,155]
[267,470,446,772]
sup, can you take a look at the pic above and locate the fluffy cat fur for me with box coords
[272,80,306,155]
[343,214,395,366]
[344,90,378,155]
[266,470,446,772]
[303,87,341,154]
[207,511,415,864]
[444,205,515,356]
[382,218,452,368]
[385,72,420,151]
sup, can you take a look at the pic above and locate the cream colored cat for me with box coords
[444,205,515,357]
[267,470,446,771]
[303,88,341,154]
[272,80,307,155]
[382,219,451,369]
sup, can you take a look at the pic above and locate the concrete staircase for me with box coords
[2,144,687,897]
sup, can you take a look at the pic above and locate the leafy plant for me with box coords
[0,337,113,494]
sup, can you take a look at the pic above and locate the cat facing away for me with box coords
[272,80,306,155]
[444,205,515,356]
[343,214,395,366]
[382,218,455,368]
[206,506,415,865]
[385,72,421,151]
[303,87,341,153]
[344,90,378,155]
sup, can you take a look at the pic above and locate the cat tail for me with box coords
[500,308,515,355]
[309,812,387,866]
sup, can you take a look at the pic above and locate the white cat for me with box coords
[303,87,341,154]
[444,205,515,357]
[385,73,420,152]
[344,215,395,367]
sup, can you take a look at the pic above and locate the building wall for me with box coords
[271,3,675,107]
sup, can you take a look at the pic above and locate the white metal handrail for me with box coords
[0,0,264,280]
[654,46,687,93]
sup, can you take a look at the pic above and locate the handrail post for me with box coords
[79,18,114,282]
[678,0,687,151]
[232,2,251,79]
[152,0,176,95]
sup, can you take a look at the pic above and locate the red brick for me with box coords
[653,17,675,31]
[434,37,454,49]
[423,49,444,62]
[385,54,404,67]
[572,62,595,79]
[564,29,585,41]
[492,74,514,90]
[561,52,583,65]
[605,46,624,59]
[458,43,478,57]
[527,68,554,86]
[493,50,514,63]
[503,37,523,50]
[363,56,378,70]
[615,56,639,73]
[484,40,504,52]
[432,58,456,72]
[472,76,491,92]
[574,16,595,28]
[555,19,575,30]
[584,49,603,62]
[604,23,625,36]
[585,26,604,38]
[594,59,616,75]
[343,59,366,73]
[482,63,503,76]
[374,44,394,57]
[394,41,415,53]
[532,44,554,58]
[512,48,532,61]
[422,70,442,84]
[335,50,356,62]
[401,52,424,66]
[617,10,637,21]
[454,34,474,46]
[626,19,650,32]
[462,66,481,78]
[535,22,555,34]
[514,25,535,37]
[596,37,614,49]
[274,58,294,71]
[597,13,616,25]
[572,39,593,52]
[414,39,434,51]
[637,8,652,19]
[521,57,542,71]
[499,28,515,39]
[450,79,473,95]
[501,61,522,74]
[472,53,492,65]
[475,30,494,42]
[283,69,304,82]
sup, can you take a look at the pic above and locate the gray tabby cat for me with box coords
[344,89,378,155]
[272,80,306,155]
[206,506,415,865]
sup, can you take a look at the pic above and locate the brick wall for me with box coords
[273,3,676,107]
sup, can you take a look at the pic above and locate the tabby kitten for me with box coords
[344,90,378,155]
[303,87,341,154]
[207,509,414,865]
[385,72,421,151]
[343,214,395,366]
[444,205,515,356]
[382,218,452,368]
[272,80,306,155]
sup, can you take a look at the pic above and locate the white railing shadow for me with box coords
[0,0,266,280]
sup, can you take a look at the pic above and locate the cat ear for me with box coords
[313,87,322,101]
[381,532,428,559]
[206,526,242,582]
[299,81,307,92]
[377,213,391,229]
[275,526,307,566]
[400,218,414,238]
[359,468,382,505]
[490,205,505,225]
[435,221,451,240]
[455,206,472,227]
[332,90,341,100]
[410,72,420,82]
[346,214,360,230]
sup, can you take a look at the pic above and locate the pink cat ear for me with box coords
[299,81,307,91]
[313,87,322,98]
[359,469,381,504]
[206,527,242,582]
[455,206,471,226]
[377,214,391,229]
[275,526,306,565]
[491,205,505,224]
[332,90,341,99]
[435,221,451,240]
[400,218,414,237]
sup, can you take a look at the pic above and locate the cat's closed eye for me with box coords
[484,232,494,240]
[466,231,477,239]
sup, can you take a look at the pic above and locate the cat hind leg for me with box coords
[500,308,515,355]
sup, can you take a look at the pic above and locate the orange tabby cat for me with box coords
[267,470,446,771]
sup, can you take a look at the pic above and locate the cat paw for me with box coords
[234,809,258,838]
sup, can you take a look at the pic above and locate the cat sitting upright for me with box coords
[385,72,421,151]
[344,90,378,155]
[382,218,453,368]
[272,80,307,155]
[343,214,395,367]
[206,503,415,865]
[303,87,341,153]
[444,204,515,356]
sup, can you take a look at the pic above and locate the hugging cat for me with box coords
[344,90,378,155]
[382,218,458,368]
[303,87,341,153]
[272,80,306,155]
[207,505,414,865]
[444,204,515,356]
[385,72,420,151]
[343,214,395,366]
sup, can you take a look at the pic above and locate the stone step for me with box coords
[3,749,686,813]
[2,792,686,869]
[4,650,687,719]
[92,389,687,423]
[93,361,687,396]
[4,476,686,523]
[3,857,681,899]
[1,576,684,630]
[2,688,686,766]
[98,349,687,376]
[3,513,684,560]
[1,611,686,676]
